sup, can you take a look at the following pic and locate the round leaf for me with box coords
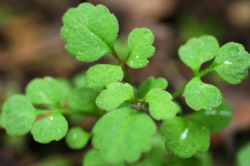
[137,77,168,102]
[92,107,157,164]
[66,87,98,113]
[188,100,232,133]
[183,77,222,110]
[126,28,155,68]
[61,3,118,62]
[145,88,176,120]
[65,127,91,150]
[0,95,36,136]
[85,64,124,90]
[84,149,125,166]
[26,77,63,105]
[237,143,250,166]
[160,117,210,158]
[31,113,68,143]
[178,35,219,73]
[96,82,135,111]
[211,42,250,84]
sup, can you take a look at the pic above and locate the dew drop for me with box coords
[136,55,139,59]
[50,117,53,120]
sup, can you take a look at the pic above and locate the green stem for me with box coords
[171,66,214,99]
[112,52,134,86]
[171,79,191,100]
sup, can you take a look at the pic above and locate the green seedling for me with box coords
[1,2,250,166]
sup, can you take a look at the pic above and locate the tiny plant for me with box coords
[1,2,250,166]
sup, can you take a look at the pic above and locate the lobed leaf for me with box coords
[26,77,63,105]
[92,107,157,164]
[210,42,250,84]
[237,143,250,166]
[84,149,125,166]
[160,117,210,158]
[178,35,219,73]
[188,100,232,133]
[137,77,168,102]
[0,95,36,136]
[31,113,68,143]
[65,127,91,150]
[85,64,123,90]
[96,82,135,111]
[61,3,118,62]
[183,77,222,110]
[145,88,176,120]
[66,87,99,113]
[126,28,155,68]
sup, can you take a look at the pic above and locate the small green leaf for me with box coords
[72,72,87,88]
[26,77,63,105]
[237,143,250,166]
[31,113,68,143]
[65,127,91,150]
[85,64,124,90]
[84,149,125,166]
[188,100,232,133]
[137,77,168,102]
[92,107,156,163]
[96,82,135,111]
[210,42,250,84]
[0,95,36,136]
[126,28,155,68]
[67,87,98,113]
[183,77,222,110]
[57,78,72,98]
[160,117,210,158]
[145,88,176,120]
[61,3,118,62]
[178,35,219,73]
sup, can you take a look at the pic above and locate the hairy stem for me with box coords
[112,52,134,86]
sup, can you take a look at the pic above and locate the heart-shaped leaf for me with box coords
[178,35,219,74]
[85,64,123,90]
[26,77,63,105]
[137,77,168,102]
[61,3,118,62]
[210,42,250,84]
[66,87,99,113]
[0,95,36,136]
[160,117,210,158]
[96,82,135,111]
[187,100,232,133]
[31,113,68,143]
[92,107,156,164]
[145,88,176,120]
[183,77,222,110]
[65,127,91,150]
[126,28,155,68]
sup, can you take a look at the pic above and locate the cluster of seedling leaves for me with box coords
[1,2,250,166]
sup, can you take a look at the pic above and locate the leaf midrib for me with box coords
[68,14,114,52]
